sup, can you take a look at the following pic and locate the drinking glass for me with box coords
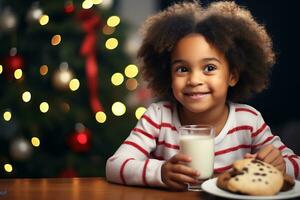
[179,125,215,191]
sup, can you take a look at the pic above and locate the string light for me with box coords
[124,64,138,78]
[105,38,118,50]
[3,111,12,121]
[112,102,126,116]
[40,65,48,76]
[95,111,106,123]
[135,107,147,119]
[22,91,32,102]
[107,16,120,27]
[69,78,80,91]
[0,64,3,74]
[51,34,61,46]
[40,102,49,113]
[39,14,49,25]
[31,137,40,147]
[111,73,124,86]
[4,164,13,173]
[14,69,23,79]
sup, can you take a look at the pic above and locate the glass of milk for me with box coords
[179,125,215,191]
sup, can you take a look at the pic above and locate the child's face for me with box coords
[170,33,238,115]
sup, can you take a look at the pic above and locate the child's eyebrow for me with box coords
[202,57,222,64]
[171,60,185,65]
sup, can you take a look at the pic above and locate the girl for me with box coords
[106,1,300,190]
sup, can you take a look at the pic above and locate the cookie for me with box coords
[217,159,284,196]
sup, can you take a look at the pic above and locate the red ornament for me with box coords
[2,54,24,79]
[68,128,91,152]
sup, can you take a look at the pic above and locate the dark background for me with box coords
[159,0,300,153]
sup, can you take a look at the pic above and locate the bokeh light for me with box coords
[3,111,12,121]
[69,78,80,91]
[14,69,23,79]
[105,38,118,50]
[31,137,40,147]
[40,65,48,76]
[40,102,49,113]
[111,73,124,86]
[82,0,93,9]
[95,111,107,123]
[39,14,49,25]
[125,79,138,91]
[22,91,32,103]
[135,107,147,120]
[0,65,3,74]
[4,164,13,173]
[102,25,115,35]
[51,34,61,46]
[112,102,126,116]
[107,16,120,27]
[124,64,138,78]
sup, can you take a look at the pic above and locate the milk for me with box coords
[179,135,214,179]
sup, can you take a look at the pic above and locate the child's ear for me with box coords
[229,70,239,87]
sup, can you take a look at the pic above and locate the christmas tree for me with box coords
[0,0,151,178]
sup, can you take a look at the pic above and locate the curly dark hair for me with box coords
[138,1,275,102]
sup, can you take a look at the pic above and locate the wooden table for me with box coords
[0,177,219,200]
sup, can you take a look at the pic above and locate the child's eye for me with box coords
[203,64,216,73]
[175,66,188,73]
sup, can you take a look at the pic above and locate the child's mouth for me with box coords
[184,92,210,99]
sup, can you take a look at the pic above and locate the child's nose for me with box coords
[187,71,204,86]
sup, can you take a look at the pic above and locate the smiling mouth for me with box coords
[184,92,210,99]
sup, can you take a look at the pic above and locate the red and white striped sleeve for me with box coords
[106,103,167,187]
[251,113,300,180]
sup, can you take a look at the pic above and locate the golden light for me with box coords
[125,78,138,91]
[51,34,61,46]
[82,0,93,9]
[105,38,118,50]
[95,111,107,123]
[40,65,48,76]
[39,14,49,25]
[22,91,32,103]
[93,0,102,4]
[4,164,13,173]
[135,107,147,120]
[14,69,23,79]
[112,102,126,116]
[102,25,115,35]
[69,78,80,91]
[40,102,49,113]
[3,111,12,121]
[31,137,40,147]
[0,64,3,74]
[107,16,120,27]
[111,73,124,86]
[124,64,138,78]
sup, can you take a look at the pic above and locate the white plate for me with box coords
[201,177,300,200]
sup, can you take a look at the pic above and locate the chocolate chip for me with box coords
[265,181,269,184]
[259,168,264,171]
[242,167,249,172]
[258,178,262,181]
[235,177,239,181]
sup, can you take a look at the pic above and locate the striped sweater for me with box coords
[106,101,300,187]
